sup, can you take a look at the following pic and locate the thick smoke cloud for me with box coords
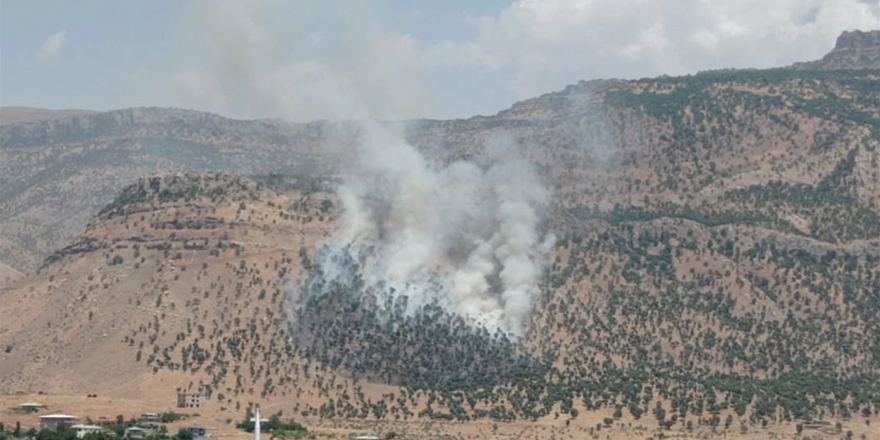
[181,0,429,121]
[190,0,554,335]
[330,124,554,335]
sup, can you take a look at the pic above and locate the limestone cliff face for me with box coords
[792,29,880,70]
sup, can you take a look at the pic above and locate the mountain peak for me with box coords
[834,29,880,51]
[793,29,880,70]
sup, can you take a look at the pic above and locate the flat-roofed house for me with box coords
[177,392,205,408]
[39,415,77,430]
[125,427,147,439]
[19,402,44,413]
[71,424,102,438]
[139,413,160,423]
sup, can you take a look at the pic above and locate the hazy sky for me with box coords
[2,0,879,120]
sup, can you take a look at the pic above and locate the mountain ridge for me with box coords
[2,31,880,439]
[791,29,880,70]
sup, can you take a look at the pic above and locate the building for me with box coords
[177,392,205,408]
[71,424,102,438]
[139,413,160,423]
[125,427,149,439]
[351,436,380,440]
[19,402,44,413]
[39,414,77,430]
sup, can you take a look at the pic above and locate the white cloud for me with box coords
[167,0,880,120]
[439,0,880,101]
[37,30,67,62]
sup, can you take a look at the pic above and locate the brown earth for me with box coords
[0,261,23,289]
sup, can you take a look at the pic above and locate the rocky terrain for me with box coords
[792,29,880,70]
[1,30,880,440]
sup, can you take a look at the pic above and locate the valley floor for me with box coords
[1,393,876,440]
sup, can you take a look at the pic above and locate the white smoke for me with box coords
[186,0,555,336]
[328,124,554,336]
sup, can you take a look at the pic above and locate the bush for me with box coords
[236,412,306,434]
[161,412,184,423]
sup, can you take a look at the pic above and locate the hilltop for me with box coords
[1,31,880,440]
[792,29,880,70]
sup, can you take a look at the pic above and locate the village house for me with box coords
[39,414,77,430]
[71,424,103,438]
[177,392,205,409]
[18,402,44,413]
[124,427,147,439]
[139,413,160,423]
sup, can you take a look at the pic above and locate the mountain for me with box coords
[792,30,880,70]
[0,171,341,395]
[3,27,880,275]
[0,107,349,272]
[1,30,880,439]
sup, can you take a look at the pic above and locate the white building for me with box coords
[71,424,102,438]
[39,414,77,430]
[19,402,44,412]
[125,427,147,439]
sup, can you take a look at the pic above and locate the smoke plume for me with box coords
[316,124,555,336]
[190,0,555,336]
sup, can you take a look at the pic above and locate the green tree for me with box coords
[176,429,193,440]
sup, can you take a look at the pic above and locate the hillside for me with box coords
[3,169,876,440]
[1,32,880,440]
[0,108,351,272]
[0,261,23,288]
[2,32,880,275]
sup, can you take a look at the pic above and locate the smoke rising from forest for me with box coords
[317,125,554,335]
[195,0,554,336]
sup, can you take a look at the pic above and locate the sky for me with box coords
[1,0,879,121]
